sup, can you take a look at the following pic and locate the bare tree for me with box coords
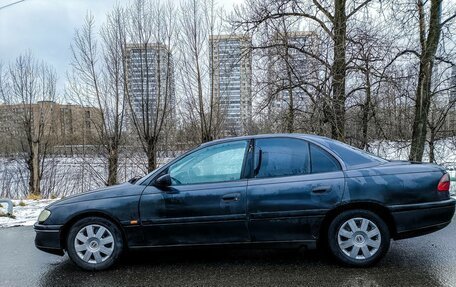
[178,0,224,143]
[68,13,127,186]
[382,0,456,161]
[408,0,446,161]
[124,0,177,172]
[427,64,456,162]
[1,54,57,196]
[232,0,375,141]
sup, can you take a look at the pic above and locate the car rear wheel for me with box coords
[66,217,123,271]
[328,210,390,267]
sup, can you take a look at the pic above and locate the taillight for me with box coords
[437,173,451,192]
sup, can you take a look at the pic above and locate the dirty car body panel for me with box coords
[34,134,455,257]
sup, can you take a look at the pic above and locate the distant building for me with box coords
[126,43,176,129]
[267,31,317,111]
[210,35,252,136]
[0,101,102,153]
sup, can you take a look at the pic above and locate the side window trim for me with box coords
[242,139,254,179]
[239,139,253,180]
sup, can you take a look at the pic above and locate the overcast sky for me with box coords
[0,0,243,91]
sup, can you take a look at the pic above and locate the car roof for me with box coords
[200,133,387,169]
[200,133,328,147]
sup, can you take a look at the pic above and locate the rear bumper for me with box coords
[34,223,65,256]
[389,198,456,240]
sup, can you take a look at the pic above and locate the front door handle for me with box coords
[222,193,241,202]
[312,186,332,194]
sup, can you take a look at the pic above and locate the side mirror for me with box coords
[154,173,172,187]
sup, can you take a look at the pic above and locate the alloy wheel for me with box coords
[74,224,115,264]
[337,217,381,260]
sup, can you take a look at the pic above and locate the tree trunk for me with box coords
[286,88,294,133]
[147,137,157,172]
[197,68,208,143]
[409,67,433,161]
[28,141,41,195]
[428,127,436,163]
[331,0,347,141]
[107,146,118,186]
[286,59,294,133]
[409,0,442,162]
[361,60,372,150]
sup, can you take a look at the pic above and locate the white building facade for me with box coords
[126,43,175,127]
[210,35,252,136]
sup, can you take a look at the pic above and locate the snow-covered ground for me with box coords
[0,199,58,228]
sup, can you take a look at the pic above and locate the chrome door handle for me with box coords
[312,186,332,193]
[222,193,240,202]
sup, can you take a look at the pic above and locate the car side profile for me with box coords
[34,134,455,270]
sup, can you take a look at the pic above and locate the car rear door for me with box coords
[139,140,251,246]
[246,137,345,242]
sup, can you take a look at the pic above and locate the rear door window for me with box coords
[254,138,310,178]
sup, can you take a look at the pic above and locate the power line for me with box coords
[0,0,27,11]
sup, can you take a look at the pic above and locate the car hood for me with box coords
[47,182,146,208]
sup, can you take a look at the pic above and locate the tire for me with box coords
[327,209,390,267]
[66,217,124,271]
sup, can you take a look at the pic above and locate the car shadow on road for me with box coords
[38,246,447,287]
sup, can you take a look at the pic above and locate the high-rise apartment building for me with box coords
[210,35,252,136]
[126,43,175,127]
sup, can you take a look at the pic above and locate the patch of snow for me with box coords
[451,180,456,196]
[369,138,456,165]
[0,199,59,228]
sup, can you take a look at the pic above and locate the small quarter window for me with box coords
[310,144,341,173]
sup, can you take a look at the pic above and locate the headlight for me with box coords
[38,209,51,223]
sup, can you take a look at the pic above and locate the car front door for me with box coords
[139,140,251,246]
[247,138,345,242]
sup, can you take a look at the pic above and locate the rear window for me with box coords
[307,136,387,167]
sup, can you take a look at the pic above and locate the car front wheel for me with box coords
[328,209,390,267]
[66,217,123,271]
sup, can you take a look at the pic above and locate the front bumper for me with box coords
[34,223,65,256]
[389,198,456,239]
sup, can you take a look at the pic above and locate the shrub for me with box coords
[26,194,42,200]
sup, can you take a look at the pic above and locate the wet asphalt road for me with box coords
[1,220,456,287]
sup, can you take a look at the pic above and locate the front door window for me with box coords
[169,140,248,185]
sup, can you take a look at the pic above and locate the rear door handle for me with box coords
[222,193,241,202]
[312,186,332,194]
